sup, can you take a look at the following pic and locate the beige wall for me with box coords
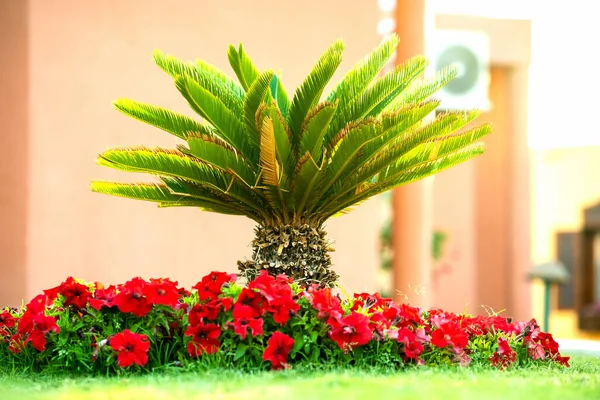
[0,0,383,305]
[0,1,29,306]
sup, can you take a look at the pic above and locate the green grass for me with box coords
[2,355,599,400]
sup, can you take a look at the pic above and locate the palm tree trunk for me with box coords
[237,223,339,287]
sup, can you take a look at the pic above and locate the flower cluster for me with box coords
[0,271,570,373]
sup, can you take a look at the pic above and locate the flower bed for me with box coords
[0,271,569,373]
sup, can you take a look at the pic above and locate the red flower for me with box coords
[247,271,300,325]
[0,311,15,337]
[229,304,263,339]
[309,286,343,322]
[193,271,236,301]
[397,327,424,360]
[185,322,221,357]
[110,329,150,368]
[21,314,59,351]
[536,332,560,355]
[188,297,233,325]
[263,331,294,370]
[351,293,391,312]
[44,277,91,309]
[89,284,118,310]
[113,278,152,317]
[248,271,292,302]
[489,337,516,369]
[236,288,267,317]
[552,354,571,367]
[144,278,181,307]
[329,312,373,352]
[430,322,469,352]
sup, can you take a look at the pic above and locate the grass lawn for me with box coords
[2,354,599,400]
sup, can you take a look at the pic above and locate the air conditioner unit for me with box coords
[430,29,490,111]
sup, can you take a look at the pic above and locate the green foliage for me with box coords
[93,34,490,227]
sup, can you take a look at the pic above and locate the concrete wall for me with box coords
[0,0,382,304]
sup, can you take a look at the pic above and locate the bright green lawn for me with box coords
[2,355,599,400]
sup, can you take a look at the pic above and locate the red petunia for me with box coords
[185,322,221,357]
[0,311,15,337]
[263,331,294,370]
[247,271,300,325]
[188,297,233,325]
[236,288,267,317]
[144,278,181,308]
[397,327,424,360]
[430,321,469,353]
[193,271,236,301]
[489,337,516,369]
[110,329,150,368]
[21,314,59,351]
[113,278,152,317]
[89,284,118,310]
[309,286,343,322]
[229,304,264,339]
[44,277,92,309]
[329,312,373,352]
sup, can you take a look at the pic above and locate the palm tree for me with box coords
[91,34,490,287]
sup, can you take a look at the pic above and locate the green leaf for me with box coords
[243,70,275,139]
[367,55,429,116]
[185,134,257,186]
[290,151,322,213]
[97,146,267,218]
[328,34,399,105]
[385,64,459,111]
[227,44,260,91]
[339,110,478,194]
[113,98,207,140]
[175,75,258,164]
[292,333,305,354]
[310,120,382,210]
[325,132,488,219]
[234,343,248,361]
[299,101,338,164]
[326,55,428,144]
[90,181,243,215]
[153,50,244,115]
[269,106,293,180]
[271,74,291,117]
[287,40,345,139]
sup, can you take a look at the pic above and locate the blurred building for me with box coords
[1,0,599,340]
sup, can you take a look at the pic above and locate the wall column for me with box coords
[392,0,433,308]
[0,0,29,306]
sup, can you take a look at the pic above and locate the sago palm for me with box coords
[91,34,490,287]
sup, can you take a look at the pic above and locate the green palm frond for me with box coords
[270,74,290,118]
[90,181,245,214]
[326,55,428,143]
[327,34,399,105]
[94,37,490,227]
[175,75,258,164]
[184,134,256,186]
[299,101,338,163]
[385,65,458,111]
[227,44,260,91]
[153,50,244,115]
[243,70,275,138]
[287,40,345,139]
[113,98,207,140]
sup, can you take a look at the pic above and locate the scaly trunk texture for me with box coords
[237,224,339,287]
